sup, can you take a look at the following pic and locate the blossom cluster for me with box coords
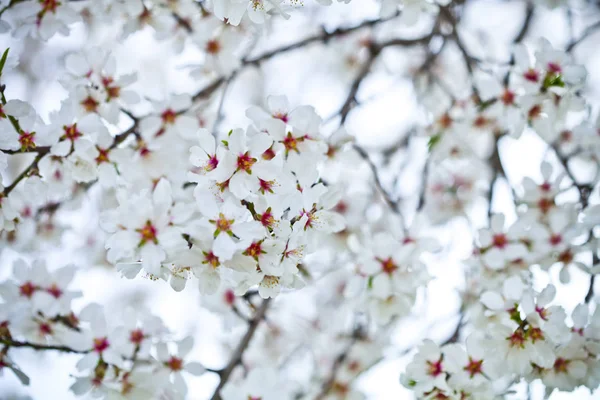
[102,95,345,298]
[403,33,600,400]
[403,281,600,398]
[0,259,206,399]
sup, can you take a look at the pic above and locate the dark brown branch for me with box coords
[339,46,380,124]
[243,12,401,67]
[566,19,600,52]
[2,148,48,155]
[487,136,507,217]
[439,6,481,101]
[315,322,366,400]
[514,4,535,44]
[172,12,193,33]
[0,339,89,354]
[440,314,463,346]
[585,274,596,304]
[503,3,535,85]
[353,144,405,228]
[191,13,429,108]
[210,298,271,400]
[2,151,47,196]
[417,159,430,211]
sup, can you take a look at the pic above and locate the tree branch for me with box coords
[566,19,600,52]
[210,298,271,400]
[0,339,89,354]
[2,151,47,196]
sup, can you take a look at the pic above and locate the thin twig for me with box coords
[0,339,89,354]
[566,19,600,52]
[2,151,47,196]
[210,298,271,400]
[353,144,405,228]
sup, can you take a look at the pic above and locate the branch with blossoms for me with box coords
[1,0,600,399]
[0,259,210,396]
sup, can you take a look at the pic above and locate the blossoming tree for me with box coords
[0,0,599,398]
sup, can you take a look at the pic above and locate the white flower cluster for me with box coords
[0,259,206,399]
[101,95,345,298]
[403,281,600,399]
[402,36,600,400]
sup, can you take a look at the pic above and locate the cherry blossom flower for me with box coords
[102,179,189,276]
[156,337,206,396]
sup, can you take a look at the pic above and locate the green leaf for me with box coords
[427,134,441,152]
[367,275,374,289]
[478,98,496,111]
[0,48,9,77]
[542,73,565,91]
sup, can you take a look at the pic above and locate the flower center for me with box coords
[102,77,120,100]
[93,337,110,353]
[560,130,572,142]
[553,357,570,373]
[258,178,275,194]
[39,322,53,335]
[224,289,236,305]
[463,357,483,378]
[137,221,158,245]
[558,249,573,264]
[438,113,452,129]
[528,104,542,120]
[282,132,300,154]
[47,284,63,298]
[535,306,548,321]
[244,241,264,260]
[528,327,544,342]
[129,329,145,345]
[501,90,515,105]
[348,360,361,371]
[62,124,82,142]
[472,115,490,128]
[19,131,36,151]
[19,281,37,298]
[377,257,398,275]
[259,208,275,228]
[81,96,99,112]
[508,330,526,348]
[210,213,234,236]
[492,234,508,249]
[167,356,183,371]
[272,112,288,123]
[537,197,553,213]
[206,39,221,54]
[206,155,219,171]
[202,251,220,268]
[547,62,562,74]
[524,69,539,82]
[236,152,256,173]
[95,147,110,164]
[161,109,177,124]
[426,359,443,377]
[549,234,562,246]
[334,201,348,214]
